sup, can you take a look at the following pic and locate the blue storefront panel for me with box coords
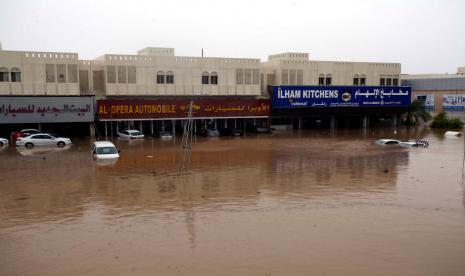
[272,86,411,108]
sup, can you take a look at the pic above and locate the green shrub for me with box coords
[430,112,463,129]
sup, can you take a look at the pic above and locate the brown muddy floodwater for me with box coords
[1,128,465,276]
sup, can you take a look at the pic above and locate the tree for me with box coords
[430,112,463,129]
[403,99,432,125]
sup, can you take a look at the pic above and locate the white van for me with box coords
[92,141,120,159]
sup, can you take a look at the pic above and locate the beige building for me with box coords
[0,47,402,98]
[260,52,401,94]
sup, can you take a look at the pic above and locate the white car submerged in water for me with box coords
[92,141,120,160]
[0,137,8,146]
[118,130,145,139]
[374,139,401,145]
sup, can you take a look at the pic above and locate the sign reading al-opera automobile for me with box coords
[96,99,270,120]
[0,96,94,124]
[272,86,411,108]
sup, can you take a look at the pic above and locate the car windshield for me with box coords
[96,147,118,154]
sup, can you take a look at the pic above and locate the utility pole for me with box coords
[177,101,194,173]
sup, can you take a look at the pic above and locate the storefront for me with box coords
[95,98,270,136]
[270,85,411,128]
[0,96,94,137]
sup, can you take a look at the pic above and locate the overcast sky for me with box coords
[1,0,464,74]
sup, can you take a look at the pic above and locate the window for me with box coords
[386,78,392,86]
[57,64,66,83]
[360,75,366,86]
[325,74,332,85]
[318,74,325,85]
[166,71,174,84]
[0,67,9,82]
[236,69,243,85]
[281,70,288,85]
[393,78,399,86]
[157,71,165,84]
[68,64,78,83]
[202,71,209,84]
[107,65,116,83]
[117,66,127,83]
[10,68,21,82]
[380,77,385,86]
[353,74,359,85]
[128,66,136,83]
[210,71,218,85]
[244,69,252,85]
[252,69,259,85]
[289,70,296,85]
[296,70,303,85]
[46,64,56,83]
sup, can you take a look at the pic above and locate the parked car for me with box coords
[207,129,220,137]
[0,137,9,146]
[118,130,145,139]
[16,134,72,148]
[230,128,242,136]
[159,131,173,139]
[92,141,120,159]
[20,129,40,137]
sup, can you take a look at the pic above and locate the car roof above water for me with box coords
[93,141,116,148]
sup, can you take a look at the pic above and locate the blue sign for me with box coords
[272,86,411,108]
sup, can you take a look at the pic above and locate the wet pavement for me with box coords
[1,127,464,276]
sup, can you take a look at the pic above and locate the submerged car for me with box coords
[16,134,71,148]
[207,129,220,137]
[118,130,145,139]
[445,131,461,137]
[375,139,401,145]
[92,141,120,159]
[159,131,173,139]
[0,137,8,146]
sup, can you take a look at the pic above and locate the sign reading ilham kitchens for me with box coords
[96,99,270,120]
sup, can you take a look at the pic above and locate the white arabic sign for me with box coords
[443,94,465,110]
[0,97,94,124]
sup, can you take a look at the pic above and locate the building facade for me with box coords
[0,46,406,135]
[402,70,465,115]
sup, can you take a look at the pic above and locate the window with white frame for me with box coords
[202,71,209,84]
[157,71,165,84]
[325,74,332,85]
[318,74,325,85]
[10,68,21,82]
[166,71,174,84]
[0,67,9,82]
[360,75,366,85]
[210,71,218,85]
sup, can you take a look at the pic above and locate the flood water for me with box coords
[1,128,464,276]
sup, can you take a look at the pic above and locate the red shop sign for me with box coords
[97,99,270,120]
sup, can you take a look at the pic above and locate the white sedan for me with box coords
[0,137,8,146]
[16,134,72,148]
[118,130,145,139]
